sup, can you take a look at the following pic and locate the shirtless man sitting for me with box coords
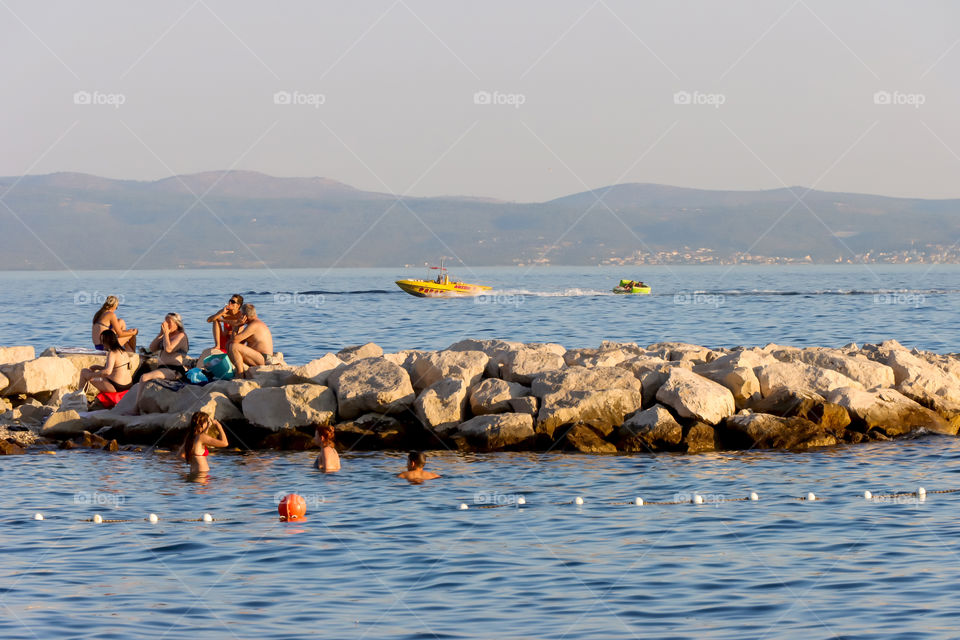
[227,303,273,377]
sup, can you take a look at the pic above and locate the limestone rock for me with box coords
[247,365,297,388]
[337,342,383,364]
[242,384,337,431]
[683,423,719,453]
[45,388,88,413]
[329,357,415,420]
[0,357,78,396]
[446,338,523,377]
[558,424,617,453]
[0,346,35,366]
[41,409,87,438]
[533,367,643,436]
[259,428,315,451]
[647,342,716,363]
[0,371,7,394]
[334,413,408,450]
[725,412,838,450]
[414,377,469,433]
[692,363,761,409]
[748,387,850,434]
[508,396,538,416]
[773,349,895,389]
[754,361,863,398]
[138,382,188,414]
[617,405,683,452]
[0,439,26,455]
[203,379,261,404]
[410,350,489,392]
[170,391,243,424]
[826,387,953,436]
[469,378,529,416]
[456,413,535,451]
[563,347,629,368]
[655,368,735,426]
[499,346,566,385]
[289,354,344,386]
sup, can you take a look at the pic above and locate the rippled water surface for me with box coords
[3,265,960,638]
[4,439,960,639]
[1,264,959,362]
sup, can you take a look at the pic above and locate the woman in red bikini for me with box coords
[206,294,243,352]
[179,412,229,474]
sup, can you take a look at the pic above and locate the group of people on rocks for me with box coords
[80,293,440,482]
[80,293,274,397]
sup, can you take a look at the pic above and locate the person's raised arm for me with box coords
[232,323,255,344]
[206,307,227,323]
[149,334,163,352]
[164,331,186,353]
[200,420,229,448]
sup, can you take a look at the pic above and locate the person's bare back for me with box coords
[240,318,273,355]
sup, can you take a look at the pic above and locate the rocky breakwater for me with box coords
[1,339,959,456]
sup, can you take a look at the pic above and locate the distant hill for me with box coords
[0,171,958,269]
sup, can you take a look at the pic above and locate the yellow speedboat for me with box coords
[396,261,491,298]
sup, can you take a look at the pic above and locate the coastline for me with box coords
[2,338,958,456]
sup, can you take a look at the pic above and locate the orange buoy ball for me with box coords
[278,494,307,521]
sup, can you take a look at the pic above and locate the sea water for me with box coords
[2,265,960,639]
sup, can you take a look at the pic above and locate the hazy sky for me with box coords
[4,0,960,202]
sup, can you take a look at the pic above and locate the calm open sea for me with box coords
[2,265,960,639]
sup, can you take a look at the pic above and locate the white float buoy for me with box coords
[202,513,213,522]
[634,497,644,506]
[749,492,759,501]
[33,513,43,521]
[148,514,159,523]
[864,490,872,500]
[918,487,926,497]
[806,492,816,502]
[574,496,584,505]
[93,514,103,524]
[693,494,704,504]
[516,496,526,506]
[458,503,468,510]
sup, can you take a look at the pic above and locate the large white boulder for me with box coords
[337,342,383,364]
[754,361,863,398]
[692,363,762,409]
[203,379,261,404]
[469,378,530,416]
[533,367,643,436]
[409,350,489,392]
[329,357,415,420]
[655,368,735,426]
[500,346,566,385]
[0,346,35,366]
[456,413,535,450]
[414,377,469,433]
[617,404,683,451]
[0,357,78,395]
[289,353,344,386]
[773,349,895,389]
[247,365,297,388]
[41,409,88,437]
[242,384,337,430]
[826,387,953,436]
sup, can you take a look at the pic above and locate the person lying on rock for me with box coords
[312,424,341,472]
[397,451,440,484]
[179,412,228,475]
[226,303,274,378]
[206,294,243,353]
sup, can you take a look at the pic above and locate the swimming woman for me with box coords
[179,412,228,474]
[91,295,138,351]
[312,424,341,472]
[133,313,190,411]
[79,329,137,394]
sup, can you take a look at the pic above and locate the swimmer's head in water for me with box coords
[408,451,426,470]
[99,329,121,351]
[315,424,335,444]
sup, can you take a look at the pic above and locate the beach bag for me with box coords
[202,353,235,380]
[185,367,209,384]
